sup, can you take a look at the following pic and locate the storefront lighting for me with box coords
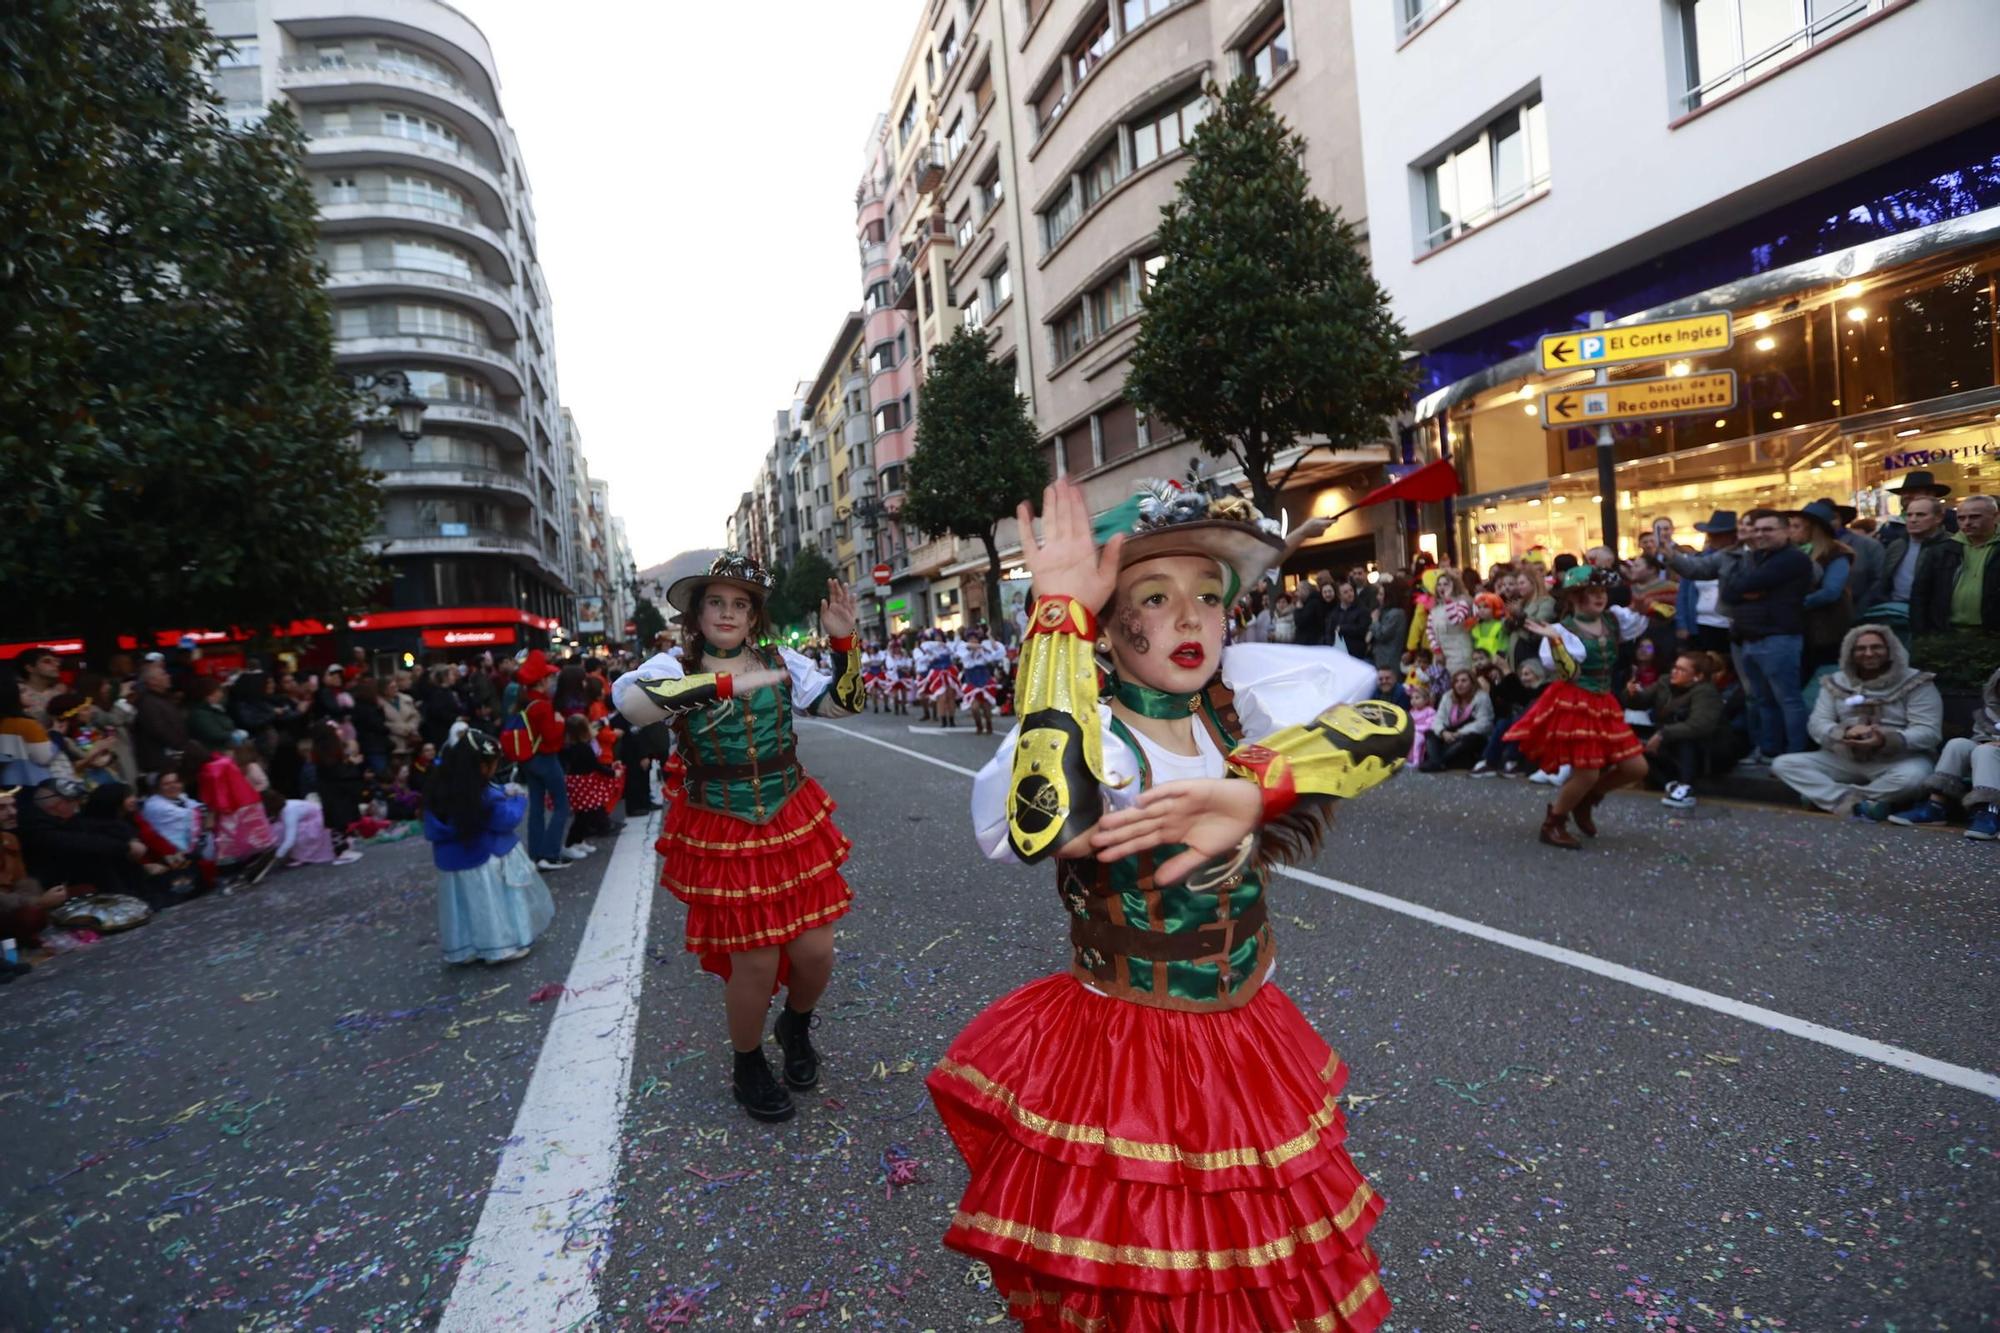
[1751,312,1773,330]
[1526,498,1542,507]
[1838,282,1864,299]
[1669,362,1691,376]
[1714,419,1728,428]
[1755,336,1776,351]
[1771,410,1784,420]
[1551,495,1567,504]
[1483,505,1498,513]
[1896,427,1922,437]
[1591,495,1603,504]
[1521,402,1537,415]
[1846,307,1868,322]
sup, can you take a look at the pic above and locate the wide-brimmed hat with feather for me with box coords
[665,551,778,615]
[1090,472,1283,606]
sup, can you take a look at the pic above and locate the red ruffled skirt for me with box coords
[922,666,961,701]
[927,974,1389,1332]
[564,767,622,815]
[657,776,852,974]
[1503,679,1642,772]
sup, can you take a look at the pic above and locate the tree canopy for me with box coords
[0,0,383,655]
[769,547,839,633]
[902,325,1048,626]
[1125,76,1414,517]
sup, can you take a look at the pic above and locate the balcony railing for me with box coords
[377,464,534,500]
[914,137,949,194]
[325,265,513,308]
[376,525,544,559]
[890,257,917,311]
[276,58,499,122]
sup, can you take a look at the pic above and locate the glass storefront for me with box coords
[1448,239,2000,565]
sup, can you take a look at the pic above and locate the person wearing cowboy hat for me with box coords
[1877,470,1957,545]
[1881,490,1951,630]
[929,478,1408,1332]
[1506,566,1655,848]
[610,551,866,1124]
[1786,499,1858,676]
[1671,511,1739,657]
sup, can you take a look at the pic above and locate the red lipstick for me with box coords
[1168,641,1205,669]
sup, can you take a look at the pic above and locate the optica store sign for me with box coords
[1883,442,2000,472]
[422,627,518,648]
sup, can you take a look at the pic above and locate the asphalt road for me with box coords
[2,705,1995,1332]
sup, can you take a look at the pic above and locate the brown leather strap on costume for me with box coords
[1068,895,1268,964]
[683,745,797,784]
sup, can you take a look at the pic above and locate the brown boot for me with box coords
[1540,804,1581,850]
[1571,794,1600,838]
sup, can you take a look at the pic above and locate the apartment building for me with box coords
[1351,0,2000,567]
[202,0,587,655]
[804,314,871,593]
[842,0,1390,629]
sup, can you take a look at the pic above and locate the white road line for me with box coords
[905,724,982,736]
[806,721,2000,1101]
[438,816,655,1332]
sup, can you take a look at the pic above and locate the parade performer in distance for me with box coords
[927,477,1409,1333]
[423,727,555,965]
[954,625,1008,735]
[612,553,866,1124]
[1504,565,1650,849]
[885,637,915,716]
[861,642,890,713]
[918,630,961,727]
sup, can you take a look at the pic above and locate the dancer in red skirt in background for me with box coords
[613,553,866,1123]
[1505,565,1651,848]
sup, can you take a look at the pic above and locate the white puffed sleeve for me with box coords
[1220,643,1379,740]
[970,705,1143,864]
[611,651,684,726]
[1608,604,1650,642]
[778,645,834,714]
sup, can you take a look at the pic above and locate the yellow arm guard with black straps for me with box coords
[1006,598,1116,863]
[810,636,865,717]
[1223,700,1412,822]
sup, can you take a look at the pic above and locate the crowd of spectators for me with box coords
[0,642,665,965]
[1253,474,1996,838]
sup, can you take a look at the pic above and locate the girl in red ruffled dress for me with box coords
[931,478,1409,1332]
[1503,565,1651,848]
[613,553,867,1123]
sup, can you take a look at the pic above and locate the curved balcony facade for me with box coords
[376,464,535,504]
[418,399,530,452]
[276,59,502,160]
[316,197,511,272]
[324,266,517,338]
[304,133,508,216]
[335,333,522,395]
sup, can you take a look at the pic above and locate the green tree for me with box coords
[1125,77,1414,518]
[0,0,383,660]
[902,325,1049,626]
[769,547,838,634]
[632,594,666,648]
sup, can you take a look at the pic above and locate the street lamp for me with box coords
[348,370,429,446]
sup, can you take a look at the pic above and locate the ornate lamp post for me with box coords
[348,369,429,446]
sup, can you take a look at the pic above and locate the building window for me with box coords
[1131,91,1206,169]
[1242,14,1292,85]
[1400,0,1452,36]
[1041,180,1082,250]
[946,113,969,163]
[390,237,475,278]
[1140,252,1167,297]
[963,292,985,332]
[1121,0,1173,33]
[1080,138,1124,208]
[396,302,487,344]
[899,93,919,147]
[954,206,975,250]
[405,368,493,406]
[973,64,995,117]
[1054,304,1089,362]
[865,280,889,311]
[376,42,462,90]
[939,24,960,74]
[384,173,467,215]
[978,165,1005,219]
[1678,0,1888,112]
[875,402,904,436]
[1071,10,1114,84]
[1419,94,1549,251]
[382,108,461,151]
[316,43,348,68]
[1090,265,1135,334]
[986,264,1011,310]
[215,40,260,67]
[324,174,360,203]
[1033,76,1068,132]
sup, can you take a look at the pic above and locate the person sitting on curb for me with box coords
[1771,625,1942,820]
[1631,651,1734,810]
[1419,668,1493,772]
[1887,665,2000,841]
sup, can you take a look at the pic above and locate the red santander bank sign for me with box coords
[421,627,517,648]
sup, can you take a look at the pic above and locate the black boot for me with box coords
[772,1006,821,1091]
[732,1047,795,1122]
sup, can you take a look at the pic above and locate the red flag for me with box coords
[1352,458,1460,508]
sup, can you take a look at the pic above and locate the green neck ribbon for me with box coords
[1111,676,1203,720]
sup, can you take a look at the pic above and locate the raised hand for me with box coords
[820,578,857,639]
[1089,778,1263,886]
[1017,480,1123,613]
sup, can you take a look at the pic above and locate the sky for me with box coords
[453,0,917,568]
